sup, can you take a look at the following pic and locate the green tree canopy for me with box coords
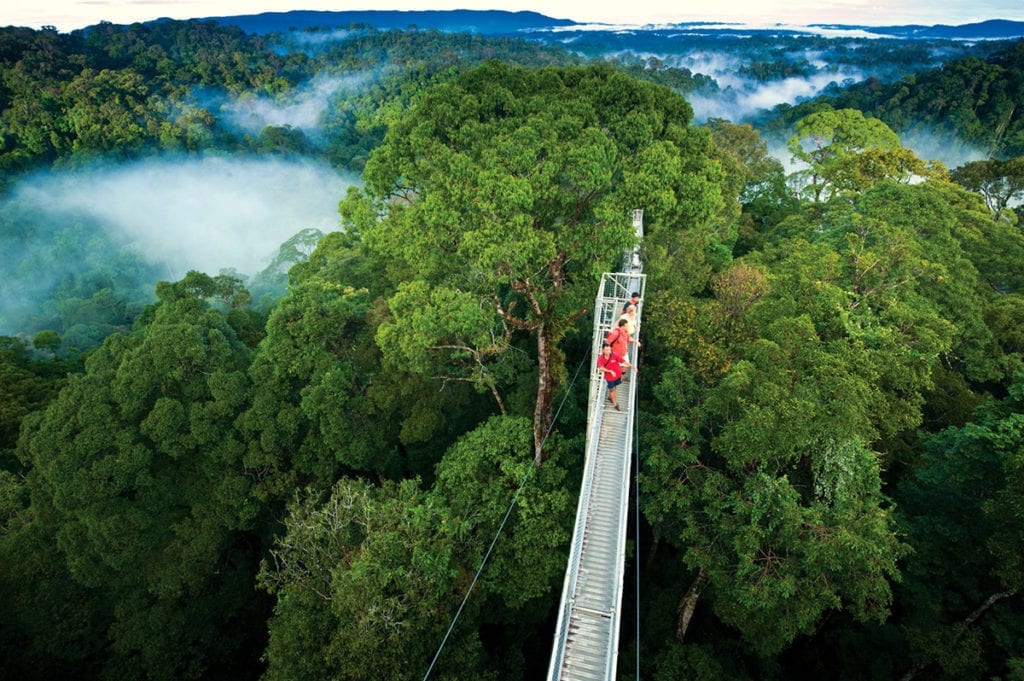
[259,415,573,680]
[637,176,1024,655]
[17,273,262,680]
[342,60,726,464]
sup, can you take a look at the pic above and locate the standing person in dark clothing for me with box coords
[622,292,641,313]
[597,343,631,411]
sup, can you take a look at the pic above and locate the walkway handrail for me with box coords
[547,210,644,680]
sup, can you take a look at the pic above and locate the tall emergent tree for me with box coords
[340,61,725,464]
[950,156,1024,215]
[787,108,944,202]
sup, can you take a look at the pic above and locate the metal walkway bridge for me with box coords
[547,210,646,681]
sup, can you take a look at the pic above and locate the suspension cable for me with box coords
[423,348,593,680]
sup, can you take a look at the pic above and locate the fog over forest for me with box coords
[0,156,355,336]
[9,155,351,277]
[218,71,378,138]
[692,71,860,121]
[681,56,990,167]
[518,27,1000,168]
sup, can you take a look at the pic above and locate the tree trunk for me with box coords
[646,534,660,570]
[488,381,507,416]
[899,590,1016,681]
[533,323,554,466]
[676,569,706,643]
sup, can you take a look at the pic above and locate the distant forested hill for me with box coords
[197,10,1024,41]
[753,39,1024,158]
[201,8,576,35]
[870,18,1024,39]
[0,19,582,181]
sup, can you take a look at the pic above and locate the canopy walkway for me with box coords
[547,210,645,681]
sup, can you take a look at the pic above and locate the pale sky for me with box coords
[4,0,1024,33]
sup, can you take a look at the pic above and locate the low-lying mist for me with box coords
[1,154,356,342]
[13,154,353,277]
[623,49,865,124]
[897,128,990,169]
[688,71,859,124]
[218,72,378,139]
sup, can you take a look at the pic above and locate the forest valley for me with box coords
[2,18,1024,681]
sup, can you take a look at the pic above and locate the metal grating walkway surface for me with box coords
[548,210,645,681]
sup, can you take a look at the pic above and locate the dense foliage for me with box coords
[2,18,1023,681]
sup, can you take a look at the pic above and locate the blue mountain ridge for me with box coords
[199,9,576,35]
[810,18,1024,39]
[192,10,1024,40]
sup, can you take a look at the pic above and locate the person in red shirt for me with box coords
[604,318,639,368]
[597,342,631,411]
